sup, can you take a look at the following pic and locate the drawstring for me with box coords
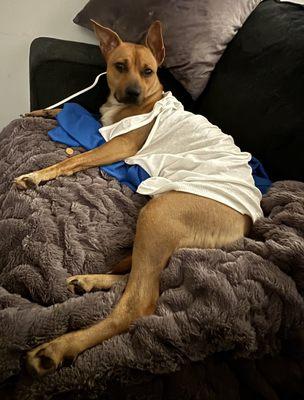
[46,72,107,110]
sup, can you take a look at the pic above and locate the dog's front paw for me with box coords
[14,173,41,190]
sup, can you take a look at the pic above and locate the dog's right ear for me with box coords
[145,21,165,66]
[91,19,122,59]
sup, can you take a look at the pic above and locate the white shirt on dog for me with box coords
[100,91,263,222]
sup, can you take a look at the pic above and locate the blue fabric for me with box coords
[48,102,271,194]
[249,157,272,195]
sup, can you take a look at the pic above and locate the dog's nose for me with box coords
[125,86,141,99]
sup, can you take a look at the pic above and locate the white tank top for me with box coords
[100,92,263,222]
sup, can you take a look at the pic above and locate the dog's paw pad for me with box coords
[69,279,87,295]
[26,343,62,377]
[37,352,57,371]
[14,174,38,190]
[67,277,91,295]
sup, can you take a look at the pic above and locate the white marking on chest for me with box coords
[100,95,126,126]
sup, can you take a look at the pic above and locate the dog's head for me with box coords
[91,20,165,105]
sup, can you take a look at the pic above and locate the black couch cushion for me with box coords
[196,0,304,182]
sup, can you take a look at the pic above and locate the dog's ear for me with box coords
[91,19,122,59]
[145,21,165,66]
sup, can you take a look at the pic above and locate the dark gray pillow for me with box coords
[74,0,261,100]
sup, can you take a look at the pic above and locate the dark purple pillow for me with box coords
[74,0,261,99]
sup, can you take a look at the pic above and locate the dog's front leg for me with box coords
[14,125,151,190]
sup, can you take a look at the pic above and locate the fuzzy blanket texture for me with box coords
[0,118,304,399]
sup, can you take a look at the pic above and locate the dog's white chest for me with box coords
[100,96,126,126]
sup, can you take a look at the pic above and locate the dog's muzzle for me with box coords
[123,85,141,104]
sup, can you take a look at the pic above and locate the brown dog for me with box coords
[15,20,251,376]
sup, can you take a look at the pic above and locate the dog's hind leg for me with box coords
[26,192,250,376]
[26,194,179,375]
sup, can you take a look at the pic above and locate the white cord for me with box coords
[45,71,107,110]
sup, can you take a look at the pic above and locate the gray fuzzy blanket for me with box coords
[0,118,304,399]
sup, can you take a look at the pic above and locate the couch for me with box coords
[1,0,304,398]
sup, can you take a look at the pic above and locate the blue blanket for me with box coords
[48,103,271,194]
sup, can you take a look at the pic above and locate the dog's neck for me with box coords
[100,85,163,126]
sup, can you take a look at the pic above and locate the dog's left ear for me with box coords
[145,21,165,66]
[91,19,122,59]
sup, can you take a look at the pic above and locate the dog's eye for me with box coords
[143,68,153,77]
[115,63,126,73]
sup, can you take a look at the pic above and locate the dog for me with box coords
[14,20,261,376]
